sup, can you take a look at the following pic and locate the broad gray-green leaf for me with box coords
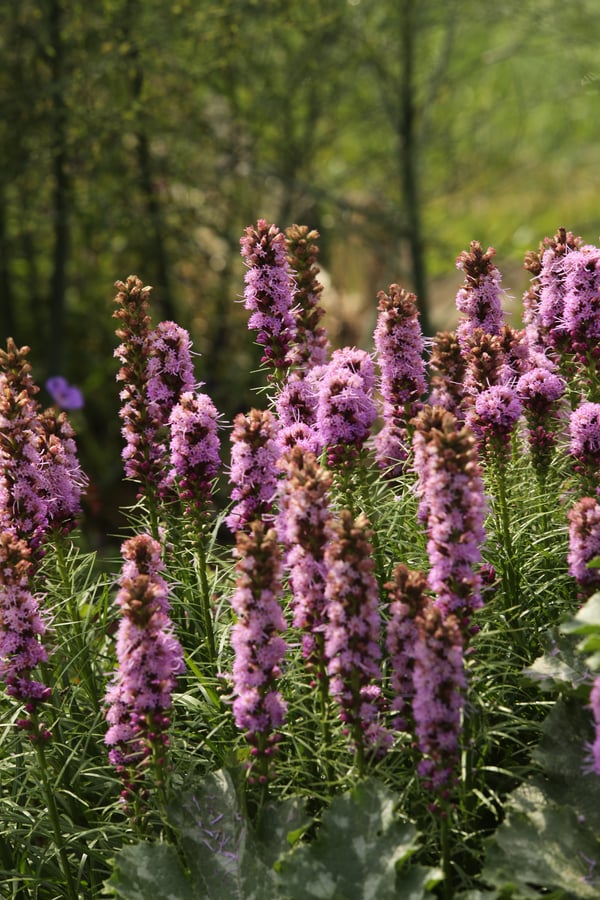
[523,631,589,693]
[255,796,311,868]
[481,783,600,900]
[561,594,600,636]
[104,842,196,900]
[277,778,421,900]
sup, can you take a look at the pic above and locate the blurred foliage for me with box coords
[1,0,600,541]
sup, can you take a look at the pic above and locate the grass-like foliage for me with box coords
[1,224,600,899]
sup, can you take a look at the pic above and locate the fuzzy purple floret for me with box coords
[471,384,523,446]
[316,348,377,466]
[226,409,281,533]
[168,391,220,508]
[45,376,84,410]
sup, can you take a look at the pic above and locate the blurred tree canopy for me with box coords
[1,0,600,530]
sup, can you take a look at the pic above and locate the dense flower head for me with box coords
[412,407,486,629]
[38,408,87,534]
[45,375,84,410]
[275,375,319,437]
[537,227,584,349]
[569,402,600,492]
[516,367,565,476]
[0,341,49,548]
[562,243,600,361]
[145,321,196,424]
[462,329,511,397]
[386,564,430,732]
[276,448,332,664]
[104,535,184,797]
[230,522,287,775]
[168,391,221,512]
[0,531,51,729]
[316,347,377,466]
[373,285,426,473]
[516,367,565,409]
[324,510,391,758]
[413,607,466,796]
[567,497,600,592]
[240,219,298,373]
[285,225,330,371]
[588,676,600,776]
[471,384,523,449]
[226,408,281,532]
[428,331,467,415]
[455,241,505,348]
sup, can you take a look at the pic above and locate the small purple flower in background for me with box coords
[386,564,429,733]
[168,391,221,518]
[276,448,333,669]
[240,219,298,377]
[316,347,377,467]
[104,534,184,809]
[516,367,565,480]
[412,407,487,633]
[428,331,467,416]
[470,384,523,458]
[226,408,281,533]
[413,607,466,800]
[567,497,600,596]
[230,521,287,780]
[569,402,600,494]
[285,224,330,371]
[0,531,51,739]
[45,375,84,411]
[373,285,426,475]
[455,241,505,350]
[587,676,600,776]
[324,510,391,763]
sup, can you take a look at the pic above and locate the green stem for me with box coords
[491,450,519,608]
[196,537,217,665]
[440,814,453,900]
[34,731,78,900]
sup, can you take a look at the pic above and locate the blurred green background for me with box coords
[2,0,600,540]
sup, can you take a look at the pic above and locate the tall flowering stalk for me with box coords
[373,285,427,475]
[412,407,486,633]
[316,347,377,468]
[455,241,505,350]
[104,534,184,815]
[230,522,287,782]
[537,227,583,356]
[285,224,330,371]
[567,497,600,598]
[516,367,565,484]
[413,606,466,798]
[569,402,600,496]
[226,408,281,533]
[324,510,391,768]
[386,563,429,733]
[240,219,298,380]
[276,448,332,671]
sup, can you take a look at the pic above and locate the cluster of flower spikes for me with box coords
[113,277,197,499]
[412,406,486,636]
[323,509,392,760]
[230,521,287,781]
[240,219,298,377]
[373,284,427,476]
[276,447,332,670]
[168,390,221,520]
[284,224,330,372]
[385,563,429,733]
[104,534,184,810]
[226,408,281,533]
[315,346,377,467]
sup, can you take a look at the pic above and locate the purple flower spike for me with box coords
[412,407,487,633]
[569,402,600,493]
[146,321,196,424]
[374,285,426,474]
[386,564,429,732]
[567,497,600,596]
[285,225,330,371]
[516,367,565,477]
[45,376,84,410]
[428,331,467,416]
[277,448,332,667]
[562,243,600,366]
[537,227,584,351]
[38,409,88,534]
[240,220,297,376]
[455,241,505,349]
[413,607,466,798]
[587,676,600,776]
[226,408,281,533]
[231,522,287,777]
[470,384,522,455]
[316,347,377,467]
[104,534,184,807]
[168,391,221,516]
[324,510,391,760]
